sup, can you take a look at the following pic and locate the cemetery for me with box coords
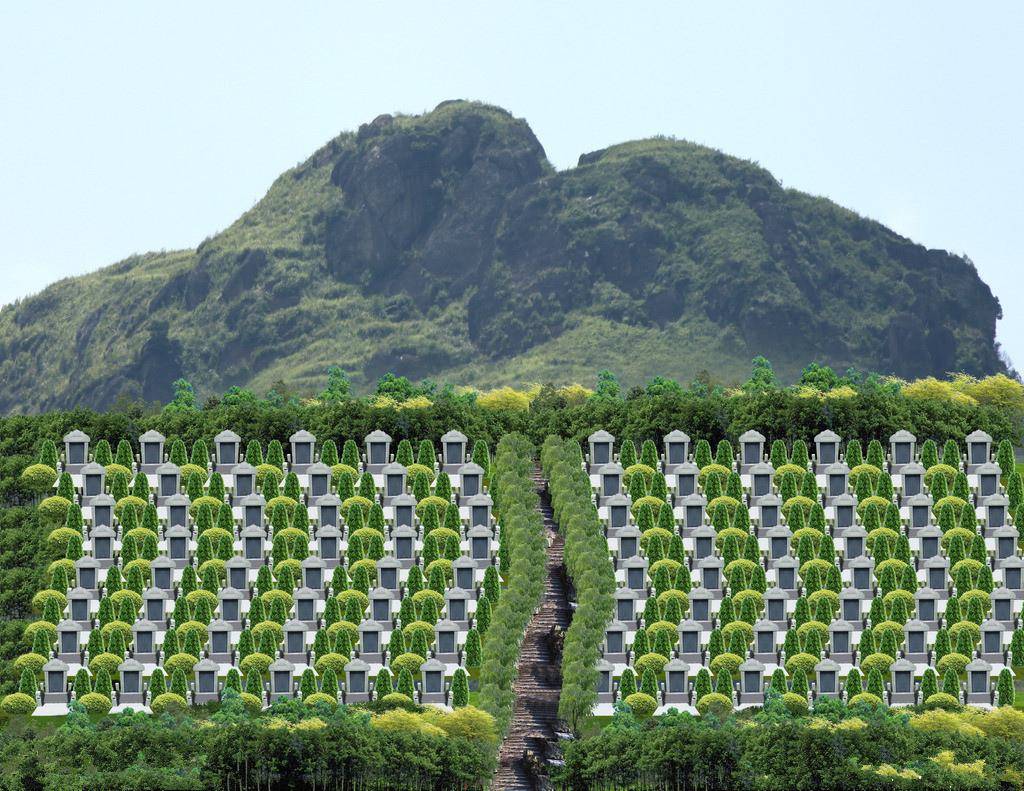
[554,427,1024,720]
[3,382,1024,789]
[6,428,509,718]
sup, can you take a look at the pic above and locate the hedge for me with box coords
[541,436,616,733]
[556,702,1024,789]
[476,433,547,734]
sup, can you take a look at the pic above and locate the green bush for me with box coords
[696,692,733,717]
[623,692,658,719]
[20,464,58,494]
[936,652,970,677]
[304,692,338,708]
[78,692,113,714]
[784,652,818,678]
[542,437,616,734]
[477,434,548,735]
[847,692,884,709]
[781,692,808,716]
[151,692,188,714]
[380,692,413,706]
[923,692,961,710]
[390,653,425,679]
[37,496,72,525]
[1,693,37,715]
[164,653,199,677]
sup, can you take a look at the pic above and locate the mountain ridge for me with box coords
[0,100,1004,413]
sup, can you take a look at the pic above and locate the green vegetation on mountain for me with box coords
[0,100,1004,413]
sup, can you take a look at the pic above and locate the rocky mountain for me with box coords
[0,100,1004,412]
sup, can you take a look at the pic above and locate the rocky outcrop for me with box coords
[0,101,1005,412]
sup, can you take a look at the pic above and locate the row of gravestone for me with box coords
[59,429,474,475]
[585,428,1004,475]
[25,432,500,714]
[584,428,1017,712]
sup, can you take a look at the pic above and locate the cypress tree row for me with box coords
[477,434,547,735]
[541,436,616,734]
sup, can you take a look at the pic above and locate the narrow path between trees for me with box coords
[492,466,572,791]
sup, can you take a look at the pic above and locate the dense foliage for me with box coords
[477,434,547,733]
[556,700,1024,790]
[1,375,1019,695]
[0,695,497,789]
[541,437,616,732]
[0,100,1006,413]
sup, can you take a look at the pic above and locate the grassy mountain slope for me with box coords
[0,101,1004,413]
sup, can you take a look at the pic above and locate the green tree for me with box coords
[451,668,469,707]
[300,668,317,700]
[397,668,416,700]
[594,370,621,400]
[321,366,351,401]
[464,629,481,669]
[39,439,59,470]
[998,668,1015,706]
[149,668,166,697]
[165,379,197,412]
[942,668,960,698]
[94,668,113,699]
[845,668,862,700]
[920,667,937,701]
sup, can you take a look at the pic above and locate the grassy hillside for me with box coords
[0,101,1004,413]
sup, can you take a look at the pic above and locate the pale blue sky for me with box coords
[2,2,1021,369]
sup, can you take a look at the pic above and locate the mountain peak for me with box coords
[0,103,1004,412]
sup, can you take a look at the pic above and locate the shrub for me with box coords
[255,463,283,487]
[164,653,199,676]
[451,668,469,708]
[21,464,58,494]
[784,652,818,678]
[623,692,658,719]
[634,652,669,678]
[782,496,815,519]
[109,588,142,613]
[721,621,754,647]
[782,692,808,716]
[240,652,273,678]
[390,652,426,679]
[380,692,414,707]
[936,652,970,676]
[934,496,968,515]
[630,496,665,517]
[923,692,961,710]
[23,620,57,646]
[623,464,655,488]
[266,495,297,515]
[857,496,890,515]
[402,620,436,645]
[925,464,957,488]
[151,692,188,714]
[38,496,73,525]
[1,693,37,715]
[78,692,113,714]
[710,652,743,678]
[860,653,895,677]
[848,464,881,488]
[304,692,337,708]
[847,692,884,709]
[84,652,119,678]
[696,692,732,717]
[313,652,348,676]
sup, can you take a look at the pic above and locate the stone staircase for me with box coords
[492,469,572,791]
